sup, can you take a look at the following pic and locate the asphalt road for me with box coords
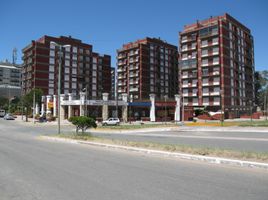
[1,120,268,200]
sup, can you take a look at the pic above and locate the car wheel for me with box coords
[103,123,107,126]
[116,122,120,126]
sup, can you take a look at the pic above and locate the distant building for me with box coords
[22,35,111,99]
[179,13,255,118]
[0,62,21,98]
[117,37,178,101]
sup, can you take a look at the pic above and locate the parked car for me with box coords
[3,113,15,120]
[0,109,5,117]
[102,118,120,126]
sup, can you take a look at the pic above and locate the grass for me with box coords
[186,120,268,127]
[97,123,178,130]
[56,133,268,162]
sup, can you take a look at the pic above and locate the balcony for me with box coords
[118,75,126,79]
[129,72,139,78]
[118,89,126,93]
[129,87,139,92]
[129,65,139,71]
[118,82,125,86]
[213,101,220,106]
[117,68,124,72]
[129,80,139,85]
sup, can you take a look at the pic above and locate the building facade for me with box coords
[0,62,21,98]
[22,35,111,99]
[179,13,255,118]
[117,37,178,101]
[111,67,116,100]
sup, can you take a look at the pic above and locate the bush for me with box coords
[68,116,97,134]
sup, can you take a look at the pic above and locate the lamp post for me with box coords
[164,95,168,125]
[220,89,224,126]
[129,94,133,124]
[50,42,71,134]
[82,87,87,116]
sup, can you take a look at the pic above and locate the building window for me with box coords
[49,73,54,80]
[65,67,70,73]
[49,65,54,72]
[201,40,208,47]
[65,60,70,66]
[72,68,77,74]
[49,58,55,64]
[73,46,77,53]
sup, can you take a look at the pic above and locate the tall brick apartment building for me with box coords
[117,37,178,101]
[179,13,255,118]
[22,35,111,99]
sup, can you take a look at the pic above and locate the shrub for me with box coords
[68,116,97,134]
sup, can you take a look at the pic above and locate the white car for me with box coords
[0,109,5,117]
[102,118,120,126]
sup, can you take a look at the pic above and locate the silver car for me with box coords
[4,113,15,120]
[102,118,120,126]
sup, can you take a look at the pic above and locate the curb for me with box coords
[41,136,268,170]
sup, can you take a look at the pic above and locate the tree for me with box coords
[21,89,43,122]
[0,97,9,110]
[255,70,268,110]
[68,116,97,134]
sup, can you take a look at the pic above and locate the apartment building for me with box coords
[117,37,178,101]
[0,62,21,98]
[111,67,116,99]
[22,35,111,99]
[179,13,255,118]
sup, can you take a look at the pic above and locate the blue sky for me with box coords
[0,0,267,70]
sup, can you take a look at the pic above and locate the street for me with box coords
[0,120,268,200]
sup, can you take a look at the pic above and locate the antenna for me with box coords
[12,48,17,65]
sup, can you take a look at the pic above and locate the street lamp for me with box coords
[129,94,133,123]
[164,95,168,125]
[220,89,224,126]
[50,41,71,134]
[82,87,87,116]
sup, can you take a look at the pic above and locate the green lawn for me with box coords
[56,133,268,162]
[97,123,178,130]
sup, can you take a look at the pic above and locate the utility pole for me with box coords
[50,42,71,134]
[263,92,268,121]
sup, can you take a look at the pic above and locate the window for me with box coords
[213,57,219,64]
[182,45,187,51]
[49,73,54,80]
[202,49,208,56]
[49,58,55,64]
[72,68,77,74]
[49,65,54,72]
[65,60,70,66]
[65,75,69,81]
[201,40,208,47]
[213,47,219,54]
[182,35,187,41]
[202,59,208,66]
[93,57,97,63]
[191,43,196,49]
[72,46,77,53]
[64,82,69,88]
[212,38,218,44]
[72,83,77,89]
[50,50,55,57]
[65,67,70,73]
